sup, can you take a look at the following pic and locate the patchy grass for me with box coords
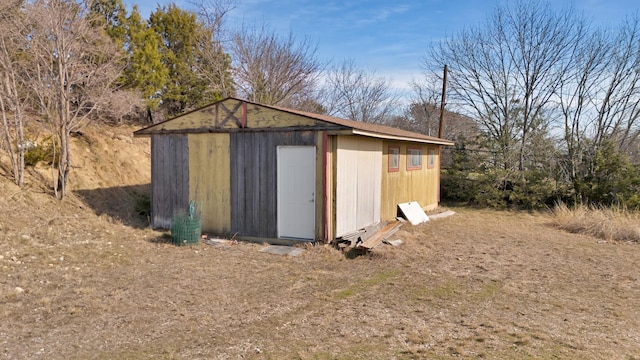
[2,205,640,359]
[551,202,640,242]
[2,124,640,359]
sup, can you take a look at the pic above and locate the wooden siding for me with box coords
[245,102,328,129]
[381,141,441,221]
[330,135,338,241]
[151,134,189,229]
[335,136,382,237]
[316,131,336,242]
[188,133,231,234]
[230,131,317,238]
[139,98,340,133]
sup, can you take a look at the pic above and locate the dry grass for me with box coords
[2,125,640,359]
[2,206,637,359]
[551,202,640,243]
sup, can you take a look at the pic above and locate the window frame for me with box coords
[406,147,423,170]
[427,148,436,169]
[388,146,400,172]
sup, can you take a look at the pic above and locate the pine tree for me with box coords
[124,6,168,110]
[92,2,233,116]
[149,4,229,116]
[89,0,128,48]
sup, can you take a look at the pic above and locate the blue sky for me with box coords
[124,0,640,94]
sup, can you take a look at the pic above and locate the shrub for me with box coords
[507,170,563,210]
[442,168,562,210]
[573,141,640,209]
[24,136,59,167]
[133,192,151,217]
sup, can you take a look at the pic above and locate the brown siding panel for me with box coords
[259,133,276,236]
[230,133,245,234]
[151,134,189,229]
[230,131,316,238]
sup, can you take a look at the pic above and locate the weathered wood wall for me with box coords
[188,133,231,234]
[230,131,317,238]
[140,98,340,133]
[380,141,440,220]
[151,134,189,229]
[335,136,383,237]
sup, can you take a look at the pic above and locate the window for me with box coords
[427,149,436,169]
[388,146,400,172]
[407,147,422,170]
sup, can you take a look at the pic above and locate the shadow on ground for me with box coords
[74,184,151,229]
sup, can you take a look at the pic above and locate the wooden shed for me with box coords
[134,97,454,243]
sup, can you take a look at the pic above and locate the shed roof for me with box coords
[269,103,454,145]
[134,97,454,146]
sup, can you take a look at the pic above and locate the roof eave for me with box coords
[351,129,455,146]
[133,130,150,138]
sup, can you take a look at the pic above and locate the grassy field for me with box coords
[2,204,640,358]
[1,125,640,359]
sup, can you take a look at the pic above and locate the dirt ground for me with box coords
[1,126,640,359]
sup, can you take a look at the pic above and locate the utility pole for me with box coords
[438,64,447,138]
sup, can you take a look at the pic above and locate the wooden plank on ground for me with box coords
[338,222,383,247]
[357,221,403,250]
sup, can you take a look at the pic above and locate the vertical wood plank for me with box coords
[150,134,188,229]
[331,135,338,241]
[150,135,162,227]
[229,133,236,232]
[244,133,255,234]
[250,132,261,235]
[335,136,382,236]
[179,134,189,210]
[261,132,277,237]
[335,136,358,236]
[230,132,245,235]
[188,133,231,235]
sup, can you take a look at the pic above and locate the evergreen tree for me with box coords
[124,6,168,110]
[149,4,228,116]
[89,0,128,48]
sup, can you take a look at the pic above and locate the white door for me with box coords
[277,146,316,240]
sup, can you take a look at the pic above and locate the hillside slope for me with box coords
[0,123,153,242]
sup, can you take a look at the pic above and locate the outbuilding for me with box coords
[134,97,454,243]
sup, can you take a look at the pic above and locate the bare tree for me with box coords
[322,59,398,124]
[97,88,145,123]
[556,27,609,180]
[0,0,28,186]
[187,0,234,39]
[592,17,640,153]
[556,16,640,182]
[395,79,442,135]
[25,0,122,199]
[187,0,236,98]
[230,23,323,107]
[426,1,584,172]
